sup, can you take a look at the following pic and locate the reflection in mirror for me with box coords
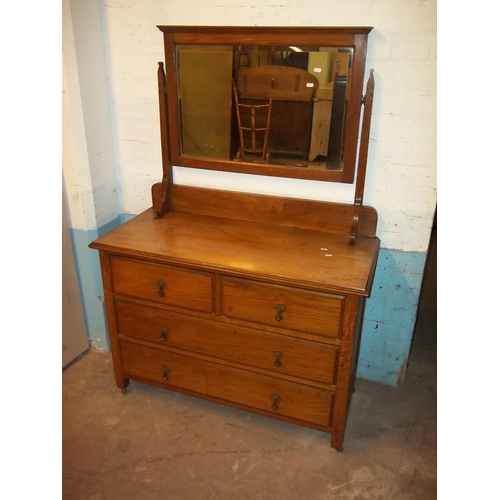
[177,45,353,171]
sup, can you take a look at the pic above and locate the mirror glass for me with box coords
[176,45,353,172]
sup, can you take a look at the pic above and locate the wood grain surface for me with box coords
[91,208,379,296]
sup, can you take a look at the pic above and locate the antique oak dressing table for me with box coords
[90,26,379,451]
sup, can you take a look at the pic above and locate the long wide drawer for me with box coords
[115,300,338,385]
[120,341,333,427]
[221,276,343,339]
[110,256,213,312]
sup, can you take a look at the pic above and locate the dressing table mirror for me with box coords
[161,26,371,182]
[90,26,380,451]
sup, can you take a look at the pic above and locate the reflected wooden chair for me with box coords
[233,81,273,163]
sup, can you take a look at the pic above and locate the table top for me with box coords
[90,208,380,297]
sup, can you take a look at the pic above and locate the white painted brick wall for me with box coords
[63,0,98,231]
[63,0,121,230]
[101,0,436,252]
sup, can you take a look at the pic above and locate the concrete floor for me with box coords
[62,228,436,500]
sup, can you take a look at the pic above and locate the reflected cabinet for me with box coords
[90,26,380,450]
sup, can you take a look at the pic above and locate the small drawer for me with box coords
[221,277,343,339]
[120,341,333,427]
[110,256,213,312]
[115,300,338,385]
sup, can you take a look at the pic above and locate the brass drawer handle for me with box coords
[161,365,169,381]
[157,280,165,297]
[271,394,280,411]
[159,326,168,341]
[275,304,285,322]
[273,351,283,368]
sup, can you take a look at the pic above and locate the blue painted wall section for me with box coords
[70,216,122,350]
[70,216,427,386]
[358,248,427,387]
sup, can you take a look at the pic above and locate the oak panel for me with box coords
[120,341,333,426]
[110,256,213,312]
[221,276,343,339]
[116,300,338,385]
[91,209,380,296]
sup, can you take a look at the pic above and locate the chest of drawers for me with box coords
[90,187,380,451]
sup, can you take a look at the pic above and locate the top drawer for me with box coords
[221,277,343,339]
[110,256,213,313]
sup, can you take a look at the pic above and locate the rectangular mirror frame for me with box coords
[158,26,373,184]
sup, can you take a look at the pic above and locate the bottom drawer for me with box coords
[120,341,333,427]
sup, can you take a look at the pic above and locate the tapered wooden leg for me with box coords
[331,295,361,452]
[117,376,130,394]
[98,251,130,397]
[332,442,344,452]
[331,420,347,452]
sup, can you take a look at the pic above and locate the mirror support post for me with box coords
[350,69,375,245]
[153,61,173,217]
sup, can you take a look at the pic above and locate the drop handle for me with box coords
[157,280,165,297]
[273,351,283,368]
[159,326,168,341]
[275,304,285,322]
[161,365,169,382]
[271,394,280,411]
